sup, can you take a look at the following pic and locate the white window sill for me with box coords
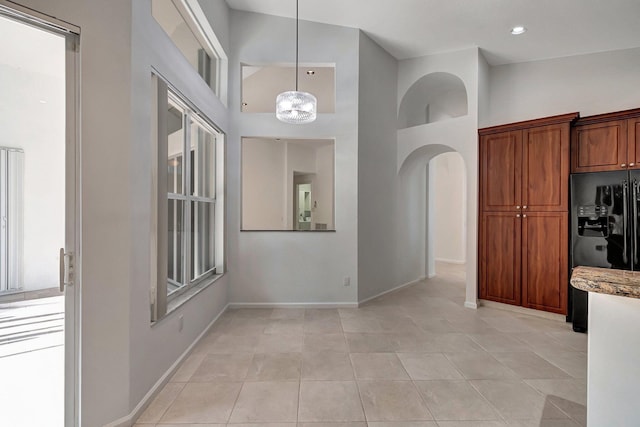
[153,273,224,325]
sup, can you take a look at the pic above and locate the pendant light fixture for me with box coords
[276,0,317,124]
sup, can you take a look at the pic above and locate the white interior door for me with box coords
[0,3,80,426]
[63,24,80,427]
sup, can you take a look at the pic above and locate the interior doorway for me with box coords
[294,173,315,230]
[0,5,78,426]
[428,151,467,279]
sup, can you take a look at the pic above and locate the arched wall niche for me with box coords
[398,72,468,130]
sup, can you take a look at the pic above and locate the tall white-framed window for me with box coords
[152,74,224,321]
[151,0,228,104]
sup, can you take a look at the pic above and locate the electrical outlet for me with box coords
[343,276,351,286]
[178,314,184,332]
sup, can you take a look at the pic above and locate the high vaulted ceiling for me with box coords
[225,0,640,65]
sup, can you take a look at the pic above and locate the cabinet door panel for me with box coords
[481,131,522,211]
[571,120,627,173]
[628,117,640,170]
[523,124,569,211]
[521,212,568,314]
[480,212,521,306]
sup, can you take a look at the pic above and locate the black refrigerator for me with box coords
[570,170,640,331]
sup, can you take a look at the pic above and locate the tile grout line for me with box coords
[442,350,509,424]
[522,377,585,424]
[465,377,510,424]
[224,339,257,424]
[151,381,186,424]
[350,347,370,425]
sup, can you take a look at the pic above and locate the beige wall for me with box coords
[432,152,466,264]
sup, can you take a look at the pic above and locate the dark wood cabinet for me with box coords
[521,212,568,314]
[480,212,521,305]
[571,120,627,173]
[628,116,640,169]
[480,211,569,314]
[523,124,570,212]
[481,122,570,213]
[480,131,522,212]
[571,108,640,173]
[478,113,577,315]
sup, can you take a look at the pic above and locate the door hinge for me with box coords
[59,248,74,291]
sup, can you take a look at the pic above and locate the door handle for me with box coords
[623,181,629,265]
[634,180,639,265]
[59,248,74,292]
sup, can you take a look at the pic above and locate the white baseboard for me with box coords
[228,302,358,309]
[464,301,478,309]
[435,258,466,265]
[358,277,426,306]
[105,303,230,427]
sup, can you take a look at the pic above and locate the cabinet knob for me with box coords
[523,214,527,218]
[516,214,521,218]
[523,205,528,209]
[631,163,636,167]
[622,163,627,168]
[516,206,521,210]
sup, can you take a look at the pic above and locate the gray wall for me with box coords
[477,50,490,127]
[129,0,230,420]
[486,47,640,126]
[228,10,360,305]
[356,31,400,301]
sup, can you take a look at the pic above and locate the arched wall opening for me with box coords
[398,144,467,283]
[429,152,467,278]
[398,72,468,130]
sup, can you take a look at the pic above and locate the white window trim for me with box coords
[174,0,229,106]
[151,74,225,322]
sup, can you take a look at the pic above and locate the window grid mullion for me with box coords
[174,163,180,284]
[190,195,215,203]
[184,111,192,288]
[193,127,201,282]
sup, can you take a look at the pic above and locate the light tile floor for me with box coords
[136,263,587,427]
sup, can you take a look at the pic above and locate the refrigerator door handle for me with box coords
[623,180,629,265]
[634,180,639,266]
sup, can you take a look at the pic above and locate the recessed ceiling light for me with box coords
[510,26,527,35]
[39,100,47,104]
[306,70,315,75]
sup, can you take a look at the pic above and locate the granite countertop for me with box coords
[571,266,640,299]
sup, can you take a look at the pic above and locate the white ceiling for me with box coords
[225,0,640,65]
